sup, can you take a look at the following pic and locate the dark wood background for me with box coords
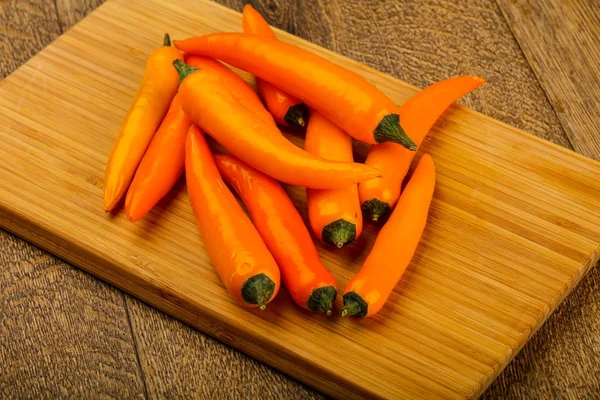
[1,0,598,398]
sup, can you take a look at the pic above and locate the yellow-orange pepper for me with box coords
[103,34,182,211]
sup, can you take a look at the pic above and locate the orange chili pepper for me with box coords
[215,154,338,314]
[186,125,280,309]
[124,56,269,222]
[360,76,485,221]
[104,34,182,211]
[343,154,436,318]
[174,34,417,150]
[173,60,380,189]
[241,5,309,127]
[185,55,276,128]
[305,111,362,248]
[124,93,191,221]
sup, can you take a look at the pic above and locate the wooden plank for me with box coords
[0,2,146,398]
[127,296,322,399]
[0,0,60,78]
[1,1,599,398]
[496,0,600,161]
[0,232,147,399]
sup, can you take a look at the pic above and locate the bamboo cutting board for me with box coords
[1,0,599,398]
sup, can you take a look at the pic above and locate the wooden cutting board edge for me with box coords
[2,176,599,399]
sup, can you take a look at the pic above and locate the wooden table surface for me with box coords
[1,0,598,398]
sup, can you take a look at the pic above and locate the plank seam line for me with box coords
[123,295,151,400]
[52,0,64,34]
[493,0,577,153]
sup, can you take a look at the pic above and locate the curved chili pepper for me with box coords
[124,93,191,221]
[124,55,270,221]
[185,55,276,128]
[104,34,182,211]
[343,154,436,318]
[186,125,280,309]
[215,154,337,314]
[360,76,484,221]
[173,60,380,189]
[173,33,417,150]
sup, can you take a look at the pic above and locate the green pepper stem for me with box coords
[322,219,356,248]
[374,113,417,150]
[361,198,391,222]
[163,33,171,47]
[172,59,198,84]
[284,103,310,127]
[307,285,337,315]
[341,291,368,317]
[341,300,360,316]
[241,273,276,310]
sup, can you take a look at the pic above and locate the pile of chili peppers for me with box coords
[103,5,484,318]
